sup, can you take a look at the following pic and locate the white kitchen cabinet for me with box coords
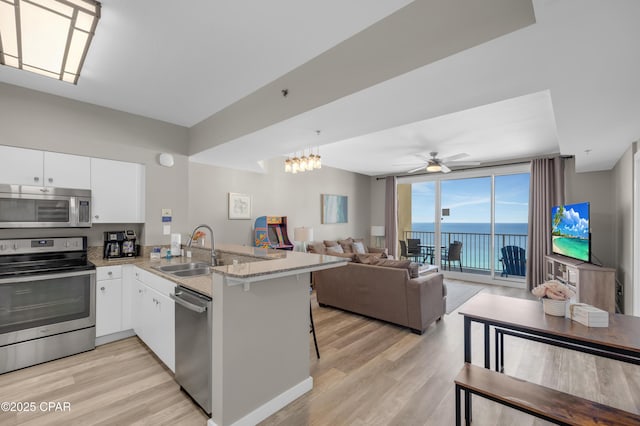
[96,266,123,338]
[43,151,91,189]
[0,146,91,189]
[91,158,145,223]
[132,267,175,372]
[0,145,44,186]
[121,265,134,330]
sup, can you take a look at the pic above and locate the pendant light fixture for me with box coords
[284,130,322,174]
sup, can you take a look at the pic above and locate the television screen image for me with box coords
[551,201,590,262]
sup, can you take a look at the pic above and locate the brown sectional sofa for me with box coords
[312,241,446,334]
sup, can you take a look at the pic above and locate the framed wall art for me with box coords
[321,194,348,224]
[228,193,251,219]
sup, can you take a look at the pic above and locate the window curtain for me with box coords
[526,157,565,290]
[385,176,398,258]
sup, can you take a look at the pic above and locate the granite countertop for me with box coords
[88,243,347,297]
[211,243,348,281]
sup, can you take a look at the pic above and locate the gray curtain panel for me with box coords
[385,176,398,258]
[526,157,565,290]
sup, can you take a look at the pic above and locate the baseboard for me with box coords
[95,329,136,346]
[207,376,313,426]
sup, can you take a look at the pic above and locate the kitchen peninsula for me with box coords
[206,245,347,426]
[94,244,347,426]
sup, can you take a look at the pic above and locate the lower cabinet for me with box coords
[96,265,125,338]
[132,267,175,372]
[96,265,176,372]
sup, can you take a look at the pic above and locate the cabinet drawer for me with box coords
[97,265,122,280]
[133,267,176,297]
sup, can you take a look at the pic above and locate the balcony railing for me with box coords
[403,230,528,277]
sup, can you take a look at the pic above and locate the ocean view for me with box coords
[411,222,528,235]
[407,222,528,273]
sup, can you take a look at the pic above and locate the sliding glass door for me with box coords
[398,165,530,285]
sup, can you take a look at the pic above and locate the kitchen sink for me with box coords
[152,262,212,277]
[156,262,210,272]
[172,268,211,277]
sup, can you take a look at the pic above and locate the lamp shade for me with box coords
[294,227,313,242]
[370,226,385,237]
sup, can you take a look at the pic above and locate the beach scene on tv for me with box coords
[551,202,590,262]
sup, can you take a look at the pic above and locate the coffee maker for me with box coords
[103,230,138,259]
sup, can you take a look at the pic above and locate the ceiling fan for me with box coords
[404,152,480,174]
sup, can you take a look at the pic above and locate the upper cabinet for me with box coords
[0,146,90,189]
[91,158,145,223]
[43,152,91,189]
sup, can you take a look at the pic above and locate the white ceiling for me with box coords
[1,0,639,175]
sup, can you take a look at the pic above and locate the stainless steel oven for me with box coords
[0,237,96,374]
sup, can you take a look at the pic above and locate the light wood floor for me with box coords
[1,280,638,425]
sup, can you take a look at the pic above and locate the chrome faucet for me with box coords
[187,224,218,266]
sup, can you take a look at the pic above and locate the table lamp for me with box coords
[294,227,314,252]
[370,225,385,248]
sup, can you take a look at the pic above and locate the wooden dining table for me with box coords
[457,293,640,423]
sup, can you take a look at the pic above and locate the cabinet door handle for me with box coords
[94,215,100,219]
[100,286,105,291]
[48,177,53,183]
[34,176,39,182]
[107,271,113,276]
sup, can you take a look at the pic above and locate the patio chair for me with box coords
[441,241,463,272]
[500,246,526,277]
[399,240,422,263]
[407,238,427,263]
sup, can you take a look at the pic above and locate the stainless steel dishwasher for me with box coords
[170,286,212,415]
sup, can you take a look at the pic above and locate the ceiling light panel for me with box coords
[0,0,101,84]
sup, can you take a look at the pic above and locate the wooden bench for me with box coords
[454,363,640,426]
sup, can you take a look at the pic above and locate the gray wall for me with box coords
[0,83,190,246]
[188,158,371,247]
[564,158,615,269]
[611,144,635,313]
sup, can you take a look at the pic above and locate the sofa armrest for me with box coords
[405,272,446,333]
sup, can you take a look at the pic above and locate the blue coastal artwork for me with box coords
[322,194,348,224]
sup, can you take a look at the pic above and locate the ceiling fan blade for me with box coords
[407,165,426,173]
[440,153,469,162]
[440,164,451,173]
[448,161,481,166]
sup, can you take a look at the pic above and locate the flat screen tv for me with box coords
[551,201,590,263]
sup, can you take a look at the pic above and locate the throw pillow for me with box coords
[338,238,354,253]
[326,245,344,254]
[323,240,339,248]
[352,238,369,253]
[352,241,366,254]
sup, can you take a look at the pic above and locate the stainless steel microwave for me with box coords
[0,184,91,228]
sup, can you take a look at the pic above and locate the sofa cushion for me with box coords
[354,253,384,264]
[307,242,326,254]
[325,251,355,260]
[369,258,420,278]
[323,240,339,248]
[326,245,345,254]
[352,241,366,254]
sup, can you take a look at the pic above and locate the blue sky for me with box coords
[411,173,530,223]
[552,202,589,238]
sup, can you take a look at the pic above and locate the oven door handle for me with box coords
[0,269,96,284]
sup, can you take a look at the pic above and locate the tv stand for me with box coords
[545,254,616,313]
